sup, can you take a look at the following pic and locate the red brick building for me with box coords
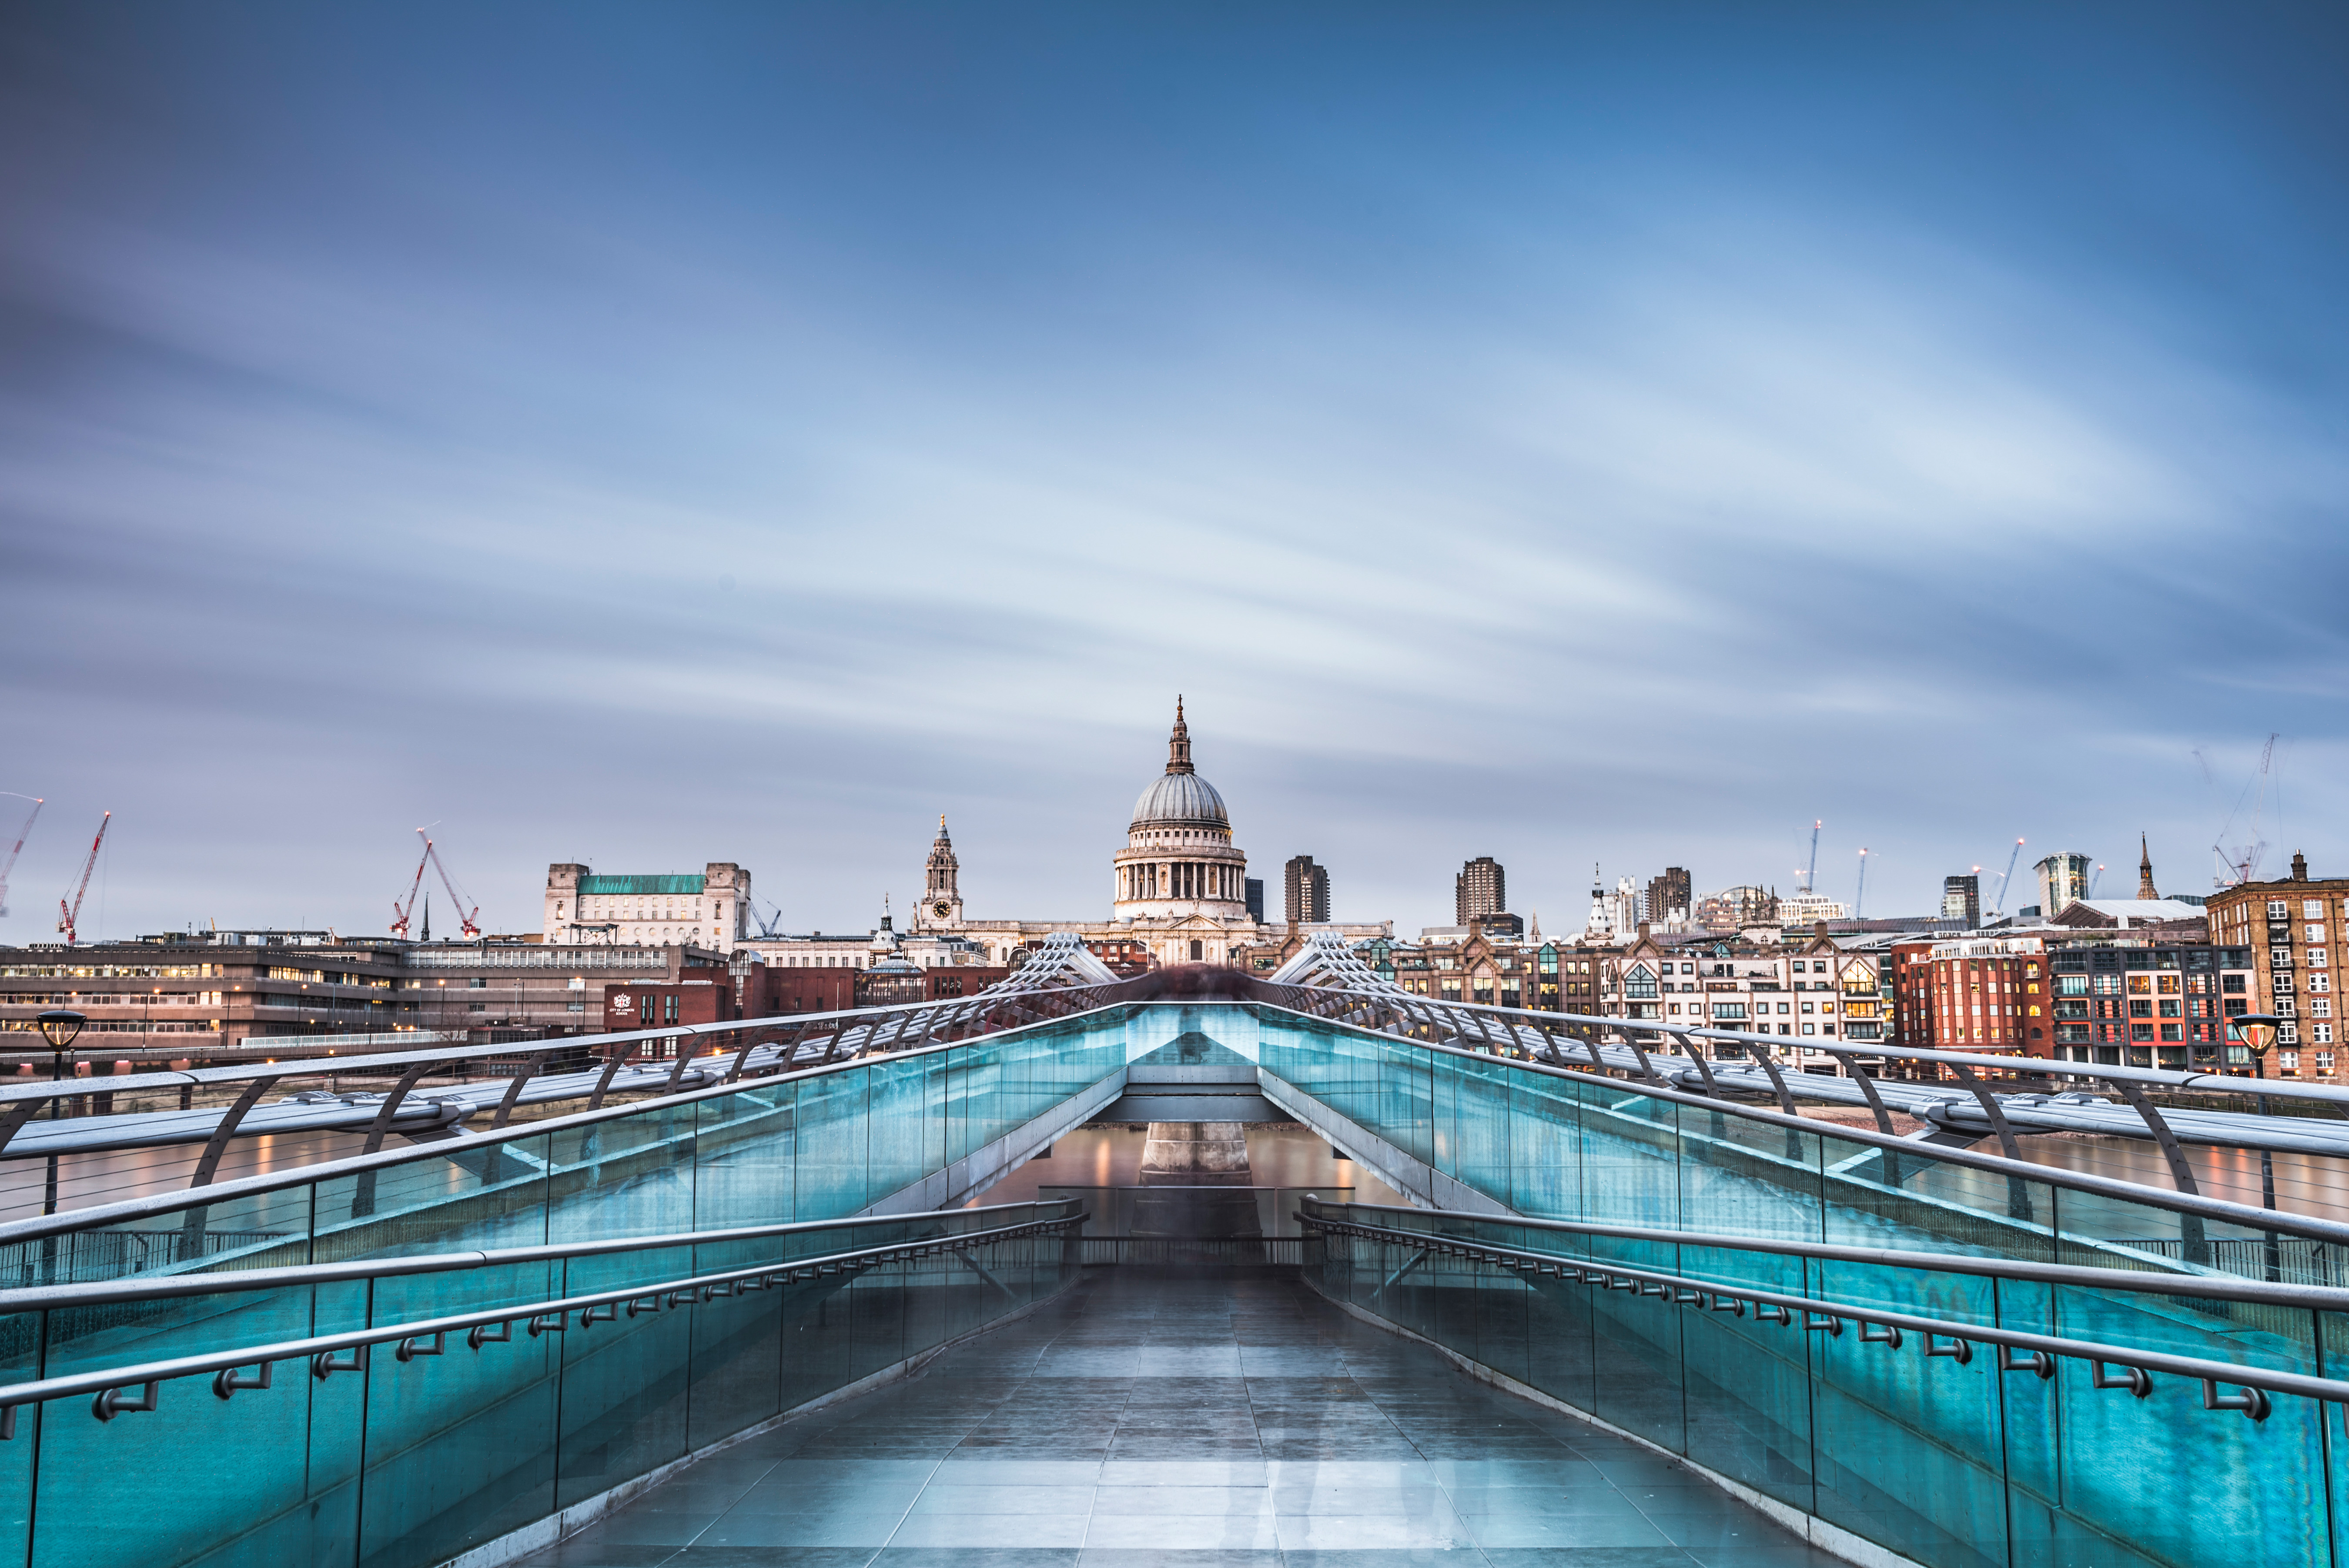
[1892,936,2043,1055]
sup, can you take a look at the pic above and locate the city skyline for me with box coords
[4,7,2345,938]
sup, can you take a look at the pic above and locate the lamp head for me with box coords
[35,1010,84,1052]
[2235,1012,2282,1056]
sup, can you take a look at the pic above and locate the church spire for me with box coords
[1166,695,1194,774]
[2138,833,2158,901]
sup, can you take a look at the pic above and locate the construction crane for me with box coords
[0,794,40,918]
[419,832,481,939]
[389,833,431,939]
[1800,820,1821,894]
[2090,863,2106,899]
[56,810,110,946]
[1987,837,2024,918]
[2209,733,2279,887]
[750,896,786,939]
[1854,848,1869,921]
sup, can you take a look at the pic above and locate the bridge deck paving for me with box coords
[513,1266,1842,1568]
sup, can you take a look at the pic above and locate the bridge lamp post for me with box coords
[35,1010,84,1111]
[34,1010,83,1220]
[2233,1013,2281,1081]
[2231,1011,2286,1268]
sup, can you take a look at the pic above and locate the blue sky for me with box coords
[2,5,2345,939]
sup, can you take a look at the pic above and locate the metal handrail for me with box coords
[1282,983,2349,1110]
[1301,1204,2306,1420]
[0,995,1144,1247]
[0,1206,1087,1437]
[1298,1197,2349,1311]
[0,1197,1081,1314]
[16,983,2348,1260]
[1246,994,2349,1250]
[0,977,1141,1108]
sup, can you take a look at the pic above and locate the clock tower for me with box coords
[917,816,964,929]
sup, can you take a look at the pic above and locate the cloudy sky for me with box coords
[3,5,2345,941]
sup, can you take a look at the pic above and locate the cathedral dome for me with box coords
[1128,697,1231,831]
[1131,770,1229,830]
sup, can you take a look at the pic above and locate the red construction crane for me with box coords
[420,832,481,939]
[389,832,430,939]
[57,810,110,946]
[0,794,40,919]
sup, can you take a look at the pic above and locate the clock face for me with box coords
[933,903,951,917]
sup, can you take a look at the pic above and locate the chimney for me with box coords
[2294,852,2310,883]
[1636,920,1651,940]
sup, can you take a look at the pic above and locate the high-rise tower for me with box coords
[1457,856,1506,926]
[1285,856,1330,924]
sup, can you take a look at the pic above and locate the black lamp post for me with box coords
[36,1010,84,1113]
[34,1010,81,1221]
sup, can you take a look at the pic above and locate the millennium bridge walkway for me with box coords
[2,933,2346,1568]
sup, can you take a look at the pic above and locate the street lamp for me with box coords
[2234,1012,2282,1078]
[33,1010,83,1217]
[35,1010,84,1105]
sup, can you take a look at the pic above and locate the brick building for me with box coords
[2206,853,2349,1079]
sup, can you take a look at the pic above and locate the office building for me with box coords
[2035,852,2091,919]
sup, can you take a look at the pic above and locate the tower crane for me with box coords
[1801,820,1821,895]
[419,832,481,939]
[0,794,40,918]
[1988,837,2024,918]
[56,810,110,946]
[750,896,786,939]
[389,833,431,939]
[1854,848,1870,921]
[2210,733,2279,887]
